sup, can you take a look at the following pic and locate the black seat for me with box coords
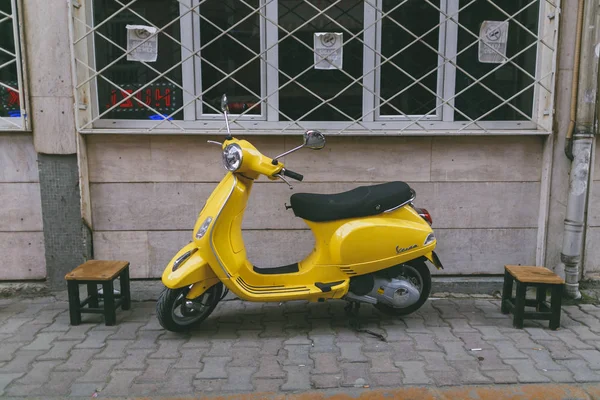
[290,181,413,222]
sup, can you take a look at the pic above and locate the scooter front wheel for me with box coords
[374,260,431,316]
[156,283,223,332]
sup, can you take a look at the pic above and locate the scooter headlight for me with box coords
[424,233,436,246]
[222,144,243,171]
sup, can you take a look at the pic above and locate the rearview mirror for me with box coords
[303,130,325,150]
[220,94,229,113]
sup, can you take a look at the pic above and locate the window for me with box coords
[0,0,26,130]
[73,0,558,134]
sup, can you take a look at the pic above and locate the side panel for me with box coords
[162,242,218,289]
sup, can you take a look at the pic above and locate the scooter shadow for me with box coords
[180,298,441,339]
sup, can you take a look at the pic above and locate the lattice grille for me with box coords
[69,0,559,134]
[0,0,26,130]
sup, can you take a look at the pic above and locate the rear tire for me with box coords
[156,283,223,332]
[374,260,431,316]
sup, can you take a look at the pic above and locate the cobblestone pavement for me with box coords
[2,292,600,398]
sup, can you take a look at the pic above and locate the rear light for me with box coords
[415,207,432,225]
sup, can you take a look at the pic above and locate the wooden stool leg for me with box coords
[550,285,563,330]
[103,281,117,326]
[513,282,527,329]
[87,283,99,308]
[120,267,131,311]
[67,281,81,326]
[501,269,513,314]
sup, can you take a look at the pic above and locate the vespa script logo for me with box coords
[396,244,417,254]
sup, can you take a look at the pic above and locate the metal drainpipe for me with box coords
[560,0,600,299]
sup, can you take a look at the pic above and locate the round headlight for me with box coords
[222,144,243,171]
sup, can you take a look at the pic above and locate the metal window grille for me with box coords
[0,0,27,131]
[69,0,559,135]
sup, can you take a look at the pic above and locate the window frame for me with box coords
[0,0,29,132]
[76,0,558,135]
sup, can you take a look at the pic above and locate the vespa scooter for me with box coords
[157,95,444,332]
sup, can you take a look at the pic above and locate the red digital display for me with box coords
[105,83,177,113]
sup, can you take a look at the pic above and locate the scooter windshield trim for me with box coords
[208,175,238,278]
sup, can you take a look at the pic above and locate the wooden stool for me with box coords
[501,265,564,330]
[65,260,131,326]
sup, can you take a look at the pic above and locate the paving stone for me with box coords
[439,341,475,361]
[139,318,163,331]
[541,369,575,383]
[309,334,338,353]
[309,353,339,375]
[74,330,113,349]
[0,351,44,374]
[504,359,552,383]
[229,347,261,367]
[558,359,600,382]
[36,339,80,361]
[101,370,141,397]
[550,330,595,350]
[447,318,478,333]
[149,339,184,359]
[206,339,237,356]
[253,378,285,392]
[55,324,93,341]
[31,370,86,396]
[108,322,145,340]
[311,373,341,389]
[284,345,313,366]
[128,330,162,350]
[474,349,512,371]
[4,321,47,343]
[18,303,48,318]
[403,317,432,333]
[4,382,42,396]
[0,373,23,396]
[96,340,133,359]
[15,360,60,385]
[340,362,370,387]
[222,366,257,392]
[483,369,520,384]
[455,332,494,350]
[508,331,540,349]
[429,326,462,342]
[365,351,397,373]
[389,341,423,362]
[55,348,100,371]
[40,319,70,333]
[196,357,231,379]
[182,335,213,349]
[171,348,207,369]
[361,339,392,353]
[158,368,197,395]
[261,338,285,356]
[77,359,120,382]
[490,340,529,359]
[408,333,442,351]
[136,359,174,383]
[573,349,600,370]
[114,348,154,370]
[70,382,105,397]
[234,330,262,348]
[284,334,312,345]
[429,369,462,386]
[523,348,566,371]
[335,328,362,342]
[570,326,600,341]
[421,351,454,372]
[254,356,286,379]
[193,378,227,393]
[394,361,432,385]
[453,360,492,384]
[370,372,403,387]
[475,326,507,341]
[281,366,311,391]
[0,342,26,362]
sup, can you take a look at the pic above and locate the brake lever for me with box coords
[274,174,293,190]
[207,140,222,146]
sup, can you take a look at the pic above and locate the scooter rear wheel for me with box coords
[156,283,223,332]
[374,260,431,316]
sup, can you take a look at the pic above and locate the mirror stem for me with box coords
[223,110,232,140]
[273,144,304,161]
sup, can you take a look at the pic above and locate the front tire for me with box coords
[374,260,431,316]
[156,283,223,332]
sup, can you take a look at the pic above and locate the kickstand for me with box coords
[345,302,387,342]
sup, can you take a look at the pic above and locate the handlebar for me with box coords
[282,168,304,181]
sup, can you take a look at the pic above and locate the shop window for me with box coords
[79,0,557,133]
[0,0,26,130]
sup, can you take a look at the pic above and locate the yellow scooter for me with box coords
[157,95,443,332]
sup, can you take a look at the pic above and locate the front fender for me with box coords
[162,242,219,289]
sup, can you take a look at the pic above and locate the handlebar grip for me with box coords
[283,168,304,181]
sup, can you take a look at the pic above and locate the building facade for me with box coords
[0,0,598,290]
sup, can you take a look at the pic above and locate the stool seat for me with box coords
[505,265,565,285]
[66,260,131,326]
[501,265,563,330]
